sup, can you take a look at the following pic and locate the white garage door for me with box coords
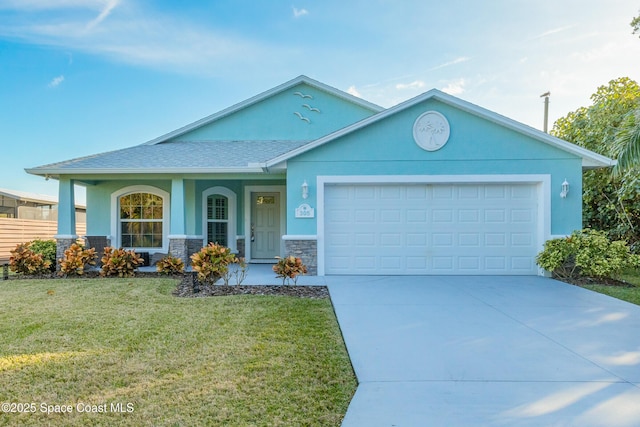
[324,183,539,275]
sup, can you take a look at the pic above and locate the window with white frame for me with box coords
[202,187,236,252]
[119,192,164,248]
[207,194,228,247]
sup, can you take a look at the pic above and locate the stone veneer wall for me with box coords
[55,237,79,271]
[284,239,317,276]
[169,238,203,264]
[236,238,245,258]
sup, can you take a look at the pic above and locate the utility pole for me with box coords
[540,91,550,133]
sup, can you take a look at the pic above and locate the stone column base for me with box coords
[284,239,317,276]
[169,237,203,265]
[236,238,246,259]
[55,236,78,271]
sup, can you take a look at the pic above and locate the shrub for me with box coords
[273,256,307,285]
[220,257,248,286]
[190,243,237,285]
[536,229,640,280]
[9,242,52,275]
[29,239,57,271]
[59,243,97,276]
[100,247,144,277]
[156,255,185,275]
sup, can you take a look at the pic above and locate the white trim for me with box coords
[244,185,286,262]
[26,167,267,177]
[110,185,170,253]
[202,186,237,252]
[168,235,203,240]
[282,235,317,240]
[549,234,570,240]
[316,174,551,276]
[265,89,615,170]
[54,234,78,239]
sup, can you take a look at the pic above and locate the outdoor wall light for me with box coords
[560,179,569,198]
[302,180,309,199]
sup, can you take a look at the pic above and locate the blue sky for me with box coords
[1,0,639,203]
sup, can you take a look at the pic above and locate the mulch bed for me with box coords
[2,270,329,299]
[552,274,637,288]
[173,272,329,299]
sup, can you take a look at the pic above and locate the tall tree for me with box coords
[632,11,640,37]
[612,12,640,175]
[552,78,640,247]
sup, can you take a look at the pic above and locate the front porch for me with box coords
[54,177,319,275]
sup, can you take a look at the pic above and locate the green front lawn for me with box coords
[581,270,640,306]
[0,278,356,426]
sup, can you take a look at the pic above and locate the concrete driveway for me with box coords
[326,275,640,427]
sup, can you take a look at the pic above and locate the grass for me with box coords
[580,270,640,306]
[0,278,356,426]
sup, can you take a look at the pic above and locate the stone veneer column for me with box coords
[236,238,245,259]
[55,237,77,270]
[284,238,317,276]
[169,237,203,265]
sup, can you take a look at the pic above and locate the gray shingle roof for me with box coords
[27,140,310,175]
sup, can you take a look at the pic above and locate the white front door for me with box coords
[251,193,281,259]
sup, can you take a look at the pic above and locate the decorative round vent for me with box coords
[413,111,450,151]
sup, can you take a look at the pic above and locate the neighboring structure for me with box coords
[0,188,86,262]
[26,76,615,276]
[0,187,86,221]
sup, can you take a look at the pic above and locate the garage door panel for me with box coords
[324,183,539,275]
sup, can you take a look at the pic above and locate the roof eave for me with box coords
[25,166,268,176]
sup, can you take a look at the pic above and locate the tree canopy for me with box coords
[632,12,640,37]
[552,77,640,249]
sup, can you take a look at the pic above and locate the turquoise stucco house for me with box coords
[27,75,614,276]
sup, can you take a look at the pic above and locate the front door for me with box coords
[251,193,280,259]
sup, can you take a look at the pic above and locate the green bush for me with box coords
[100,247,144,277]
[190,243,237,285]
[536,229,640,279]
[9,242,52,275]
[28,239,57,272]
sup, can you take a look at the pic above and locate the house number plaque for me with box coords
[295,204,314,218]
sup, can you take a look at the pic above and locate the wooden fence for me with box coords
[0,218,86,262]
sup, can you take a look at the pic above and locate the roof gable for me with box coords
[267,89,615,169]
[146,75,383,144]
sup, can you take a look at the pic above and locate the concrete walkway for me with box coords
[326,275,640,427]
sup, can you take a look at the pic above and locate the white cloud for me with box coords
[396,80,425,90]
[292,7,308,18]
[428,56,470,71]
[48,75,65,88]
[0,3,274,74]
[347,85,361,97]
[86,0,120,31]
[527,25,577,41]
[441,78,465,95]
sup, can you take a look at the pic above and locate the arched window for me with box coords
[111,186,169,251]
[202,187,236,252]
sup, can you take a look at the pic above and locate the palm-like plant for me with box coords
[613,108,640,177]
